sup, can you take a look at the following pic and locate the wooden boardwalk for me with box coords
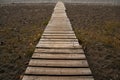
[22,1,94,80]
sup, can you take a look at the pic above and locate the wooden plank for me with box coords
[49,20,71,23]
[36,45,81,49]
[45,27,72,29]
[50,17,69,21]
[47,22,71,25]
[25,67,92,75]
[52,13,67,17]
[54,7,66,10]
[29,59,89,67]
[52,13,66,15]
[47,24,71,28]
[45,28,72,31]
[43,31,74,34]
[43,33,75,36]
[36,43,81,48]
[38,41,78,44]
[40,39,78,42]
[46,24,71,27]
[22,76,94,80]
[54,9,65,12]
[53,10,65,13]
[38,40,78,43]
[34,48,84,54]
[48,19,70,22]
[41,35,76,39]
[44,30,73,32]
[45,27,71,29]
[32,53,86,59]
[46,25,71,28]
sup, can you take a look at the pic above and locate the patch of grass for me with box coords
[75,20,120,49]
[0,3,55,80]
[66,4,120,80]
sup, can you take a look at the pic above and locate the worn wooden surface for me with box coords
[22,1,94,80]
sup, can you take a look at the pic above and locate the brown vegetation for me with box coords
[0,3,55,80]
[66,4,120,80]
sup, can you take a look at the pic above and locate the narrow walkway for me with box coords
[22,1,94,80]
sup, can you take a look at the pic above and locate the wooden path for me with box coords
[22,1,94,80]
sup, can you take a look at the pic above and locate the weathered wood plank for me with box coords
[39,41,79,44]
[29,59,89,67]
[45,26,72,29]
[45,28,72,31]
[45,27,72,29]
[40,39,78,42]
[22,1,94,80]
[34,48,84,54]
[43,34,75,36]
[48,17,70,22]
[41,35,76,39]
[32,53,86,59]
[43,31,74,34]
[25,67,92,75]
[22,76,94,80]
[52,13,67,17]
[47,19,71,23]
[38,41,78,44]
[36,43,81,48]
[47,23,71,27]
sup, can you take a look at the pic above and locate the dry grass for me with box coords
[0,3,55,80]
[66,4,120,80]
